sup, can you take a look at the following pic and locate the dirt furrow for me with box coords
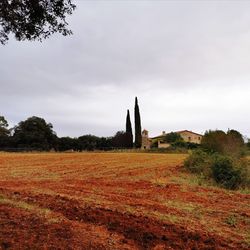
[12,192,245,250]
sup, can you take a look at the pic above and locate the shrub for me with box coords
[185,150,249,190]
[211,155,248,189]
[184,149,212,175]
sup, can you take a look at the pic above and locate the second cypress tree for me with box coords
[126,110,133,148]
[134,97,142,148]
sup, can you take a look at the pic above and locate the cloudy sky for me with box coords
[1,0,250,138]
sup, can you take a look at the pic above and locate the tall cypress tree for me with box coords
[134,97,142,148]
[126,110,133,148]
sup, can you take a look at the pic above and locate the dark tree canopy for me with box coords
[58,136,78,151]
[112,131,131,148]
[76,135,112,151]
[134,97,142,148]
[0,0,76,44]
[13,116,57,150]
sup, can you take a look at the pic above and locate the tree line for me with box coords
[0,97,142,151]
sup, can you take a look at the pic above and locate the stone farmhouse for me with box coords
[141,130,203,149]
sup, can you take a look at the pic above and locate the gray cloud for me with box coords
[1,1,250,137]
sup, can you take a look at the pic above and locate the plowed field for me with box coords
[0,152,249,249]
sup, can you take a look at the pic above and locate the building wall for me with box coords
[178,131,202,144]
[141,137,151,149]
[141,130,151,149]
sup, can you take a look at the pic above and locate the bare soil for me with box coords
[0,153,249,249]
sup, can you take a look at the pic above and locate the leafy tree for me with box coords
[13,116,57,150]
[164,132,183,143]
[57,135,113,152]
[134,97,142,148]
[225,129,245,156]
[0,0,76,44]
[201,130,227,154]
[96,137,113,150]
[125,110,133,148]
[58,137,78,151]
[201,129,245,157]
[0,115,10,148]
[0,115,9,136]
[78,135,100,151]
[112,131,130,148]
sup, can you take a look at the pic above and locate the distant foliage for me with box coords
[0,115,131,151]
[201,129,245,157]
[58,135,113,151]
[201,130,227,154]
[112,131,132,148]
[78,135,112,151]
[164,132,183,143]
[58,137,78,151]
[12,116,57,150]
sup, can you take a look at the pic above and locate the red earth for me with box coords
[0,152,249,249]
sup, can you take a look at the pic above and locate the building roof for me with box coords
[150,130,203,139]
[175,130,203,137]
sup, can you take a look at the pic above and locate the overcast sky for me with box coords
[1,0,250,138]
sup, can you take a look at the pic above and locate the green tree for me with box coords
[0,115,9,136]
[164,132,183,143]
[78,135,100,151]
[134,97,142,148]
[0,115,10,148]
[112,131,129,148]
[0,0,76,44]
[126,109,133,148]
[58,137,78,151]
[201,129,244,157]
[13,116,57,150]
[225,129,245,157]
[201,130,227,154]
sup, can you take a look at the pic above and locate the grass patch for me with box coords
[0,194,62,224]
[163,200,198,213]
[225,214,237,227]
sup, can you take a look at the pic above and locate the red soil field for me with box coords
[0,152,249,249]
